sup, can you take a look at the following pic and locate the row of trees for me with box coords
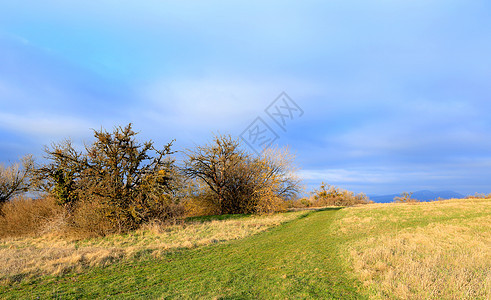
[0,124,301,234]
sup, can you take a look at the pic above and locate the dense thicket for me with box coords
[36,124,180,233]
[309,182,371,207]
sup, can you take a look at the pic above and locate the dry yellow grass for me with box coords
[0,211,305,284]
[333,198,491,299]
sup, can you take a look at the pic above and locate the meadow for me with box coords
[332,198,490,299]
[0,198,489,299]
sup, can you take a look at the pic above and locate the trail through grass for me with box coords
[1,208,364,299]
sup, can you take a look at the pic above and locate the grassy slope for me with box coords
[1,208,364,299]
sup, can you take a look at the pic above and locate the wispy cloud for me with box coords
[0,112,92,141]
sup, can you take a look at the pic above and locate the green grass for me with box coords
[185,213,252,223]
[1,208,364,299]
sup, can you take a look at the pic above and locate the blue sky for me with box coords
[1,1,490,195]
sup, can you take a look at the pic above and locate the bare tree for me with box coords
[0,155,35,204]
[183,134,244,214]
[183,134,301,214]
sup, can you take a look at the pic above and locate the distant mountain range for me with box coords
[369,190,465,203]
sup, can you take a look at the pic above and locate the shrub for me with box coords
[0,196,63,238]
[465,192,491,199]
[299,198,313,208]
[311,183,371,207]
[181,182,221,217]
[393,192,420,203]
[37,124,182,234]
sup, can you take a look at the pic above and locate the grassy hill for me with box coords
[1,198,489,299]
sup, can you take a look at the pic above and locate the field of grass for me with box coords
[332,198,490,299]
[1,198,489,299]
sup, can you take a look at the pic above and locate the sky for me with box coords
[0,1,490,196]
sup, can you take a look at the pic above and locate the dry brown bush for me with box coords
[0,195,185,239]
[67,196,185,238]
[68,198,117,237]
[465,192,491,199]
[309,183,371,207]
[393,191,420,203]
[182,183,221,217]
[285,197,315,209]
[254,192,287,214]
[0,196,64,238]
